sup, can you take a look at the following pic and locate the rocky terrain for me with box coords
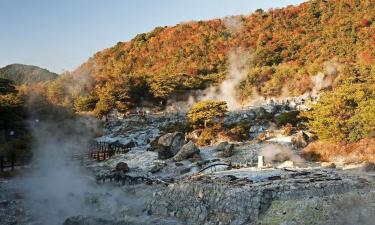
[1,99,374,225]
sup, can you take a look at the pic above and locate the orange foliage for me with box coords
[302,139,375,163]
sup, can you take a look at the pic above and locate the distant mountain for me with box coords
[0,64,58,85]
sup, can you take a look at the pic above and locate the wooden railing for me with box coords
[88,141,131,161]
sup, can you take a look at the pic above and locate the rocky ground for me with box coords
[1,101,374,225]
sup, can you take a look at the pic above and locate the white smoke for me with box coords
[17,116,139,225]
[310,61,340,97]
[199,48,251,110]
[224,16,244,33]
[259,143,304,164]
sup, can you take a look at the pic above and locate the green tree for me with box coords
[187,100,228,127]
[303,82,375,143]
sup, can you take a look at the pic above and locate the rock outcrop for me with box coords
[221,144,234,157]
[115,162,129,173]
[157,132,186,159]
[173,141,200,162]
[291,131,310,148]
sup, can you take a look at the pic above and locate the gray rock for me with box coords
[221,144,234,157]
[215,141,229,151]
[363,162,375,172]
[63,216,125,225]
[291,131,309,148]
[173,141,200,161]
[115,162,129,173]
[254,107,268,119]
[157,132,186,159]
[150,161,167,174]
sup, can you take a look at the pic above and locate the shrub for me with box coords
[302,139,375,163]
[187,100,228,128]
[303,83,375,143]
[227,123,250,141]
[74,95,99,112]
[275,111,301,126]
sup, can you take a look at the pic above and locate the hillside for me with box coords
[0,64,58,85]
[47,0,374,115]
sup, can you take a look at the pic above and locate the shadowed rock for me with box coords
[115,162,129,173]
[157,132,185,159]
[173,141,200,162]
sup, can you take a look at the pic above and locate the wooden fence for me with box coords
[88,141,131,161]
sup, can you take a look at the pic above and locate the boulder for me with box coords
[149,161,167,174]
[291,131,309,148]
[215,141,229,151]
[363,162,375,172]
[173,141,200,161]
[221,144,234,157]
[254,107,268,119]
[157,132,186,159]
[277,160,294,168]
[115,162,129,173]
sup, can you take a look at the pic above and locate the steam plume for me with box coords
[259,143,304,163]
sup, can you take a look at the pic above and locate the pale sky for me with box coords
[0,0,306,73]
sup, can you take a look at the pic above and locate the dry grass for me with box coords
[302,138,375,163]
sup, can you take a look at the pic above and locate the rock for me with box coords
[174,141,200,161]
[363,162,375,172]
[321,162,336,168]
[249,124,267,139]
[157,132,186,159]
[266,105,279,115]
[180,167,191,174]
[0,200,9,207]
[246,110,257,120]
[63,216,125,225]
[150,161,167,173]
[215,141,228,151]
[115,162,129,173]
[221,144,234,157]
[254,107,269,119]
[277,160,294,168]
[291,131,309,148]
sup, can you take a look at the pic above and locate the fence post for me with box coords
[0,156,3,172]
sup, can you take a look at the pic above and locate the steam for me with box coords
[217,49,251,109]
[19,117,97,224]
[17,116,134,225]
[259,143,304,164]
[311,61,340,97]
[224,16,244,33]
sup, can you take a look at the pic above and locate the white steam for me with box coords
[259,143,304,164]
[200,48,251,110]
[310,61,340,97]
[224,16,244,33]
[17,117,133,225]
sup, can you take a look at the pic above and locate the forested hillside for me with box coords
[0,64,57,85]
[47,0,374,117]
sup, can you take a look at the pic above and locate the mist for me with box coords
[259,143,304,164]
[310,61,340,97]
[15,116,136,225]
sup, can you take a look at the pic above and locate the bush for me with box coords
[187,100,228,127]
[275,111,301,126]
[227,123,250,141]
[303,83,375,143]
[302,139,375,163]
[74,95,99,112]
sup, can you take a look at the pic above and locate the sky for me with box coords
[0,0,306,73]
